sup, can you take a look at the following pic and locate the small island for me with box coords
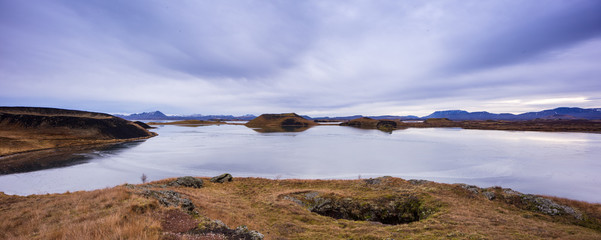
[245,113,316,132]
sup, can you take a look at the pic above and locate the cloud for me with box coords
[1,0,600,115]
[438,0,601,74]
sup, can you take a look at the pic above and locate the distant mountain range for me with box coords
[305,115,421,121]
[116,107,601,121]
[115,111,256,121]
[423,107,601,120]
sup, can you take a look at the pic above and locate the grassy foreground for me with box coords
[1,177,600,239]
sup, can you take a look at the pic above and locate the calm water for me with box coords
[0,124,600,203]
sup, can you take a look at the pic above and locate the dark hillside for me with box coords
[0,107,156,157]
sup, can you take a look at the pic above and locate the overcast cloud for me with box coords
[1,0,600,116]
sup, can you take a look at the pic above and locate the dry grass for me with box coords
[2,177,600,239]
[0,187,162,240]
[159,177,601,239]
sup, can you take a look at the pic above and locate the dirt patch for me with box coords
[161,209,198,233]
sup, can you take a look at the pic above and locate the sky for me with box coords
[1,0,600,117]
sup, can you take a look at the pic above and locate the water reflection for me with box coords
[0,125,599,203]
[0,141,144,175]
[248,125,312,133]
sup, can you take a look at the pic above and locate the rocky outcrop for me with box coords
[131,181,263,240]
[141,189,195,212]
[284,191,436,225]
[211,173,233,183]
[169,176,204,188]
[456,184,582,220]
[190,219,264,240]
[363,176,392,185]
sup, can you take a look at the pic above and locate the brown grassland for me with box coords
[1,177,600,239]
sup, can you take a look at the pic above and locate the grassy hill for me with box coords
[1,177,600,239]
[0,107,157,173]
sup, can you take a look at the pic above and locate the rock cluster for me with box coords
[408,179,432,185]
[363,176,392,185]
[457,184,582,220]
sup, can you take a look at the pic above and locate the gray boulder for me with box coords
[211,173,233,183]
[520,194,582,219]
[483,191,496,200]
[170,176,204,188]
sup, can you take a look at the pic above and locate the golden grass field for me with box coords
[2,177,600,239]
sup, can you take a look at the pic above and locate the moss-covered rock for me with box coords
[285,191,436,225]
[169,176,204,188]
[210,173,233,183]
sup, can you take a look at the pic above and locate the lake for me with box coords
[0,124,600,203]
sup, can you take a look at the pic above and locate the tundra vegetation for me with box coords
[1,176,600,239]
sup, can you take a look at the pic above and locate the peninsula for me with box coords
[0,107,157,173]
